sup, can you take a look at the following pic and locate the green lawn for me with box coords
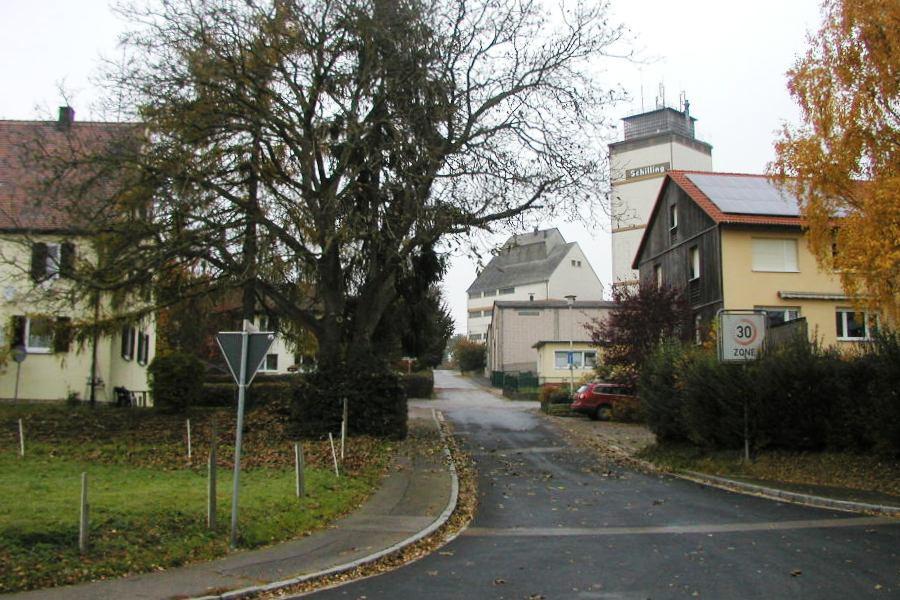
[0,404,392,593]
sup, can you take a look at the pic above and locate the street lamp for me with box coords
[565,294,576,395]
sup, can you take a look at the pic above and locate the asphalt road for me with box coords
[305,370,900,599]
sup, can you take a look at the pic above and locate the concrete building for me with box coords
[609,102,713,291]
[466,228,603,341]
[632,171,877,347]
[0,111,156,403]
[486,299,615,377]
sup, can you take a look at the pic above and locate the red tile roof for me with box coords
[631,170,806,270]
[0,117,137,232]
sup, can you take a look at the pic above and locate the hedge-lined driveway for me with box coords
[306,370,900,599]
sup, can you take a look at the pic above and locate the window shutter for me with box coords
[11,316,26,348]
[269,315,279,332]
[60,242,76,278]
[53,317,73,353]
[30,243,48,282]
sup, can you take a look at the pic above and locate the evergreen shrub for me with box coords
[148,351,204,413]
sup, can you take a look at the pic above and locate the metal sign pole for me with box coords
[229,328,249,548]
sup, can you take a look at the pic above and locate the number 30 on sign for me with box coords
[718,311,767,363]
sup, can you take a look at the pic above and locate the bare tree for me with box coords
[23,0,627,367]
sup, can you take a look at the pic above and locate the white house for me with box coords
[0,109,156,403]
[466,228,604,341]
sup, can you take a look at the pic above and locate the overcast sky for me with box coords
[0,0,825,333]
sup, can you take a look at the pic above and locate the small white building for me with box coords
[466,228,604,341]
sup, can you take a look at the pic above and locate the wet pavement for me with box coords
[304,370,900,599]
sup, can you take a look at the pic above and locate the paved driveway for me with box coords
[306,370,900,599]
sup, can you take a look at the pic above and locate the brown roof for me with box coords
[632,170,807,269]
[0,115,137,233]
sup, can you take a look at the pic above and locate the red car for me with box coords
[570,382,635,421]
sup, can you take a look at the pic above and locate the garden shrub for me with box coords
[863,330,900,454]
[639,339,689,442]
[401,369,434,399]
[291,353,407,440]
[611,395,644,423]
[539,385,571,413]
[148,351,204,413]
[454,340,486,372]
[639,328,900,456]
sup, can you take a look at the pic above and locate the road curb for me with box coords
[676,471,900,518]
[191,409,460,600]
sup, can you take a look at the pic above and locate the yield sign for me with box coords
[216,332,276,386]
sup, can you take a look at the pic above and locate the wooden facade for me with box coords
[634,180,724,327]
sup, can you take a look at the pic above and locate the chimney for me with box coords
[57,106,75,129]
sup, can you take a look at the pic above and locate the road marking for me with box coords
[463,516,898,537]
[471,446,569,456]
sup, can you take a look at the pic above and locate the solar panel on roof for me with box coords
[685,174,801,216]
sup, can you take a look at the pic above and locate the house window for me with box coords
[752,238,799,272]
[517,310,540,316]
[136,331,151,365]
[468,292,480,299]
[836,309,875,340]
[757,306,800,327]
[121,325,136,360]
[26,317,53,353]
[468,333,483,341]
[689,246,700,280]
[654,264,662,287]
[499,287,515,295]
[553,350,596,369]
[669,204,678,229]
[261,353,279,371]
[482,290,497,297]
[468,310,481,319]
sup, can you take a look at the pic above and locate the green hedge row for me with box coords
[401,370,434,399]
[640,331,900,455]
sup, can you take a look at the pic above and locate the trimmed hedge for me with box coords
[291,363,407,440]
[199,382,292,412]
[639,331,900,455]
[401,370,434,399]
[148,351,204,413]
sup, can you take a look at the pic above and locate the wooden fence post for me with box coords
[294,442,305,498]
[79,472,89,553]
[208,417,217,529]
[18,418,24,457]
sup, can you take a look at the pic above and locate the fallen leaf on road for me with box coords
[791,569,802,577]
[493,578,506,585]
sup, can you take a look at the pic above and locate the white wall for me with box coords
[610,141,713,286]
[547,244,604,300]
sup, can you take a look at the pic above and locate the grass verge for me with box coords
[0,403,392,593]
[638,443,900,498]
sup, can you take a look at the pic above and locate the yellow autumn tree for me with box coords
[771,0,900,323]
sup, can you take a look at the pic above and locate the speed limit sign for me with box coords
[718,311,767,362]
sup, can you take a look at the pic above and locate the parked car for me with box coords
[570,382,636,421]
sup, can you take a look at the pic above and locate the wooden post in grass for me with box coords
[328,432,339,477]
[186,418,192,462]
[208,417,217,529]
[78,472,89,553]
[341,397,348,461]
[294,442,305,498]
[18,418,24,457]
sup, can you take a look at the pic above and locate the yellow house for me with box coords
[0,110,156,403]
[532,340,598,384]
[632,171,877,347]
